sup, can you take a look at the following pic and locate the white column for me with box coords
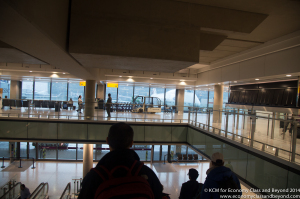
[177,89,184,115]
[213,85,223,123]
[84,80,96,119]
[83,144,93,178]
[97,84,105,100]
[10,80,21,99]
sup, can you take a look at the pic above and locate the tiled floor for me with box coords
[0,160,261,199]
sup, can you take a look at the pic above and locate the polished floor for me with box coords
[0,160,261,199]
[1,107,299,163]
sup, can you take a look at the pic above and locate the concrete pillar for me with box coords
[10,80,21,99]
[84,80,96,120]
[83,144,93,178]
[177,89,184,115]
[97,84,105,100]
[213,85,224,123]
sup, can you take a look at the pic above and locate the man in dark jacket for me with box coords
[78,122,163,199]
[200,152,242,199]
[179,168,203,199]
[106,93,112,117]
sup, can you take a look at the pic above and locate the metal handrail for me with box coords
[59,183,71,199]
[29,183,48,199]
[29,183,45,199]
[0,182,21,199]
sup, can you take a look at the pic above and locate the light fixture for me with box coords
[180,80,185,82]
[255,79,259,80]
[63,73,66,74]
[234,81,237,83]
[29,71,32,72]
[218,83,221,85]
[27,79,29,80]
[119,76,122,77]
[286,75,291,77]
[56,82,58,83]
[150,78,153,79]
[52,72,57,74]
[206,85,208,86]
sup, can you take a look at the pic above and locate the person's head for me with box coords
[70,98,72,101]
[78,95,81,99]
[211,152,224,167]
[188,168,199,181]
[5,96,7,98]
[108,93,111,97]
[20,184,25,190]
[106,122,134,150]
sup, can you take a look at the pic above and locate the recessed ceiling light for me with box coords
[150,78,153,79]
[255,79,259,80]
[56,82,58,83]
[63,73,66,74]
[218,83,221,85]
[27,79,29,80]
[286,75,291,77]
[29,71,32,72]
[53,72,57,74]
[119,76,122,77]
[206,85,208,86]
[234,81,237,83]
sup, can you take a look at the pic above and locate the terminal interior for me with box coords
[0,0,300,198]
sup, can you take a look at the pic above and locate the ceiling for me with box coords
[0,0,299,85]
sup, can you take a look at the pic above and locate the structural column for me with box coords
[97,84,105,100]
[84,80,96,119]
[213,85,224,123]
[83,144,93,178]
[10,80,21,99]
[176,89,184,115]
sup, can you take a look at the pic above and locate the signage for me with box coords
[107,83,118,88]
[79,81,86,86]
[0,88,3,94]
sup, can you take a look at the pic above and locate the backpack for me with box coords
[217,175,240,198]
[91,160,155,199]
[192,183,203,199]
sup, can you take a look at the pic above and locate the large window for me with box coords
[208,90,214,108]
[195,90,208,108]
[51,81,67,101]
[134,86,149,98]
[68,82,85,102]
[118,85,133,103]
[34,81,50,100]
[0,80,10,98]
[165,89,176,106]
[184,89,194,111]
[21,81,33,99]
[150,88,164,106]
[106,86,117,103]
[223,87,229,108]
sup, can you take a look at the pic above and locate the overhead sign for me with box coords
[0,88,2,94]
[107,83,118,88]
[79,81,86,86]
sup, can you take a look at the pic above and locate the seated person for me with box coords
[68,98,73,110]
[179,168,203,199]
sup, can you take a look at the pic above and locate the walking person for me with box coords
[77,95,83,113]
[106,93,112,117]
[19,184,30,199]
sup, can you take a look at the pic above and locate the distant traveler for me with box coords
[77,95,83,113]
[78,122,163,199]
[106,93,112,117]
[200,152,242,199]
[179,168,203,199]
[20,184,30,199]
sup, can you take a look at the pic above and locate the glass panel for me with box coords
[29,142,36,159]
[153,145,160,161]
[58,143,76,160]
[134,86,149,98]
[34,81,50,100]
[287,171,300,195]
[21,81,33,99]
[94,144,110,161]
[131,125,145,142]
[161,145,168,161]
[57,123,87,140]
[0,80,10,98]
[0,141,9,157]
[145,126,171,142]
[68,82,85,108]
[51,81,67,101]
[195,90,208,108]
[171,126,187,142]
[133,145,151,161]
[77,143,83,160]
[38,143,57,159]
[208,90,214,108]
[118,85,133,103]
[0,121,28,139]
[20,142,27,158]
[223,86,229,108]
[88,124,111,141]
[150,88,165,105]
[28,122,58,140]
[184,89,194,111]
[165,89,176,106]
[106,85,117,103]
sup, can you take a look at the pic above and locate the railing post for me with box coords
[291,121,298,162]
[236,109,240,130]
[275,148,279,157]
[195,108,198,125]
[207,110,211,131]
[243,111,245,129]
[271,112,275,139]
[262,144,265,152]
[31,158,36,169]
[188,108,191,124]
[225,112,229,138]
[18,158,22,168]
[241,137,244,144]
[213,127,215,134]
[267,114,270,136]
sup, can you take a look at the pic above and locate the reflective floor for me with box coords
[0,160,262,199]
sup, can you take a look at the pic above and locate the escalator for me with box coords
[59,183,71,199]
[29,183,48,199]
[0,182,21,199]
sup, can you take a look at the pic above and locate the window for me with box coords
[0,141,9,157]
[21,81,33,99]
[208,90,214,108]
[223,87,229,108]
[106,86,117,103]
[0,80,10,98]
[195,90,208,108]
[68,82,85,106]
[134,86,149,98]
[34,81,50,100]
[184,89,194,111]
[58,143,76,160]
[150,88,164,105]
[165,89,176,106]
[51,81,67,101]
[118,85,133,103]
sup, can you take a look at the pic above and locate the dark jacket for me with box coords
[200,166,242,199]
[78,149,163,199]
[106,96,112,108]
[179,180,202,199]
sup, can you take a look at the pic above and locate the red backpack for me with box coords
[91,160,155,199]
